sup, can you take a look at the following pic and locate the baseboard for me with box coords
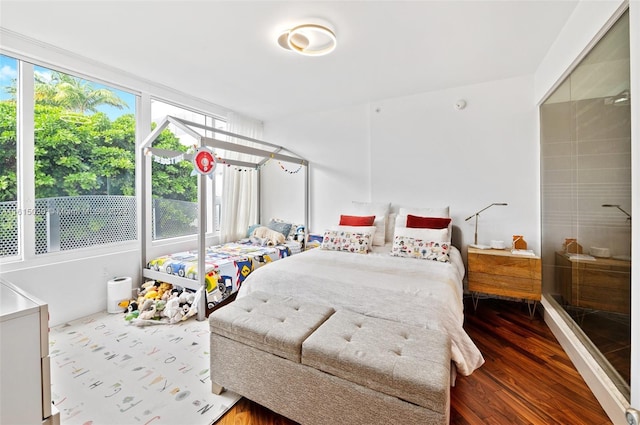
[541,294,629,424]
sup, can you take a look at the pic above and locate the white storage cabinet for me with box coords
[0,278,59,424]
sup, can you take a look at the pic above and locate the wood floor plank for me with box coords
[215,298,612,425]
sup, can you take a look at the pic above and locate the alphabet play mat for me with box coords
[49,310,240,425]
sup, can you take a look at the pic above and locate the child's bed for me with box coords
[139,116,309,320]
[142,239,302,308]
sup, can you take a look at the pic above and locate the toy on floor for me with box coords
[123,281,199,325]
[162,297,184,323]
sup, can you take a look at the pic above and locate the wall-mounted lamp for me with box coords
[465,203,508,247]
[602,204,631,221]
[277,23,337,56]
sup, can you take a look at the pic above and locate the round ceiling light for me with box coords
[277,23,336,56]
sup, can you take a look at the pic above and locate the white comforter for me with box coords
[237,245,485,376]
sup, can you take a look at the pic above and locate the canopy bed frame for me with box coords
[139,115,309,320]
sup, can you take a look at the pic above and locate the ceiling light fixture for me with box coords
[277,23,337,56]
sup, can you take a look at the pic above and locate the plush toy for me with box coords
[144,289,159,299]
[138,281,156,296]
[293,225,306,247]
[178,290,195,306]
[156,282,172,300]
[163,297,183,324]
[252,226,285,246]
[127,301,138,313]
[138,304,157,320]
[125,309,139,321]
[118,299,133,313]
[137,298,154,317]
[180,303,190,316]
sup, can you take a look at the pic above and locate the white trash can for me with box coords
[107,277,132,313]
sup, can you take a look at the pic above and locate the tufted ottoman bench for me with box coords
[210,291,451,425]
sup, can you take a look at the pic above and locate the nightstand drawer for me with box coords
[468,253,541,280]
[468,271,541,301]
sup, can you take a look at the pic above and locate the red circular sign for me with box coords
[193,148,216,175]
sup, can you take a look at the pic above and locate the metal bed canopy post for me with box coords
[196,137,207,321]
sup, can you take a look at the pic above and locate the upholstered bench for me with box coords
[210,291,451,425]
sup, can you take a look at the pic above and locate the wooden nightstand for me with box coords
[555,251,631,314]
[467,247,542,318]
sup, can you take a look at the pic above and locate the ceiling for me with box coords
[0,1,579,122]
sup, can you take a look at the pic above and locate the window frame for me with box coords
[0,50,230,271]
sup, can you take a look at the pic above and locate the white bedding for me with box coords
[237,245,485,376]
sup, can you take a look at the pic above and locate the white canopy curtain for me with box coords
[219,112,262,242]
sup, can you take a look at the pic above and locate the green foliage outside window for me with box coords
[0,68,199,254]
[0,74,197,203]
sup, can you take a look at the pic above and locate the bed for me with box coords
[142,239,302,308]
[236,242,484,376]
[209,204,484,424]
[233,202,485,377]
[139,116,309,319]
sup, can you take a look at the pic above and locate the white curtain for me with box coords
[219,112,262,243]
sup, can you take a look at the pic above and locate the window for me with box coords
[31,66,137,254]
[150,99,225,240]
[0,55,18,258]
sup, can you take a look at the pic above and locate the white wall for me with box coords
[1,248,141,326]
[265,75,540,256]
[370,75,539,253]
[263,103,371,233]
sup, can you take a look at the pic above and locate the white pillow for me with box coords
[349,201,390,246]
[385,212,397,243]
[395,214,408,228]
[322,229,373,254]
[331,225,377,236]
[393,226,449,243]
[390,237,450,262]
[395,207,451,241]
[398,206,449,218]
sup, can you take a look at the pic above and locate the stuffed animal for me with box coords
[135,299,156,320]
[293,225,306,248]
[252,226,285,246]
[178,290,195,305]
[138,304,157,320]
[125,310,139,321]
[163,297,183,324]
[156,282,172,300]
[127,301,138,313]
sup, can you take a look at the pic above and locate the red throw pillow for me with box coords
[406,214,451,229]
[339,214,376,226]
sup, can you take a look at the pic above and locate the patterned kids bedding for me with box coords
[146,240,300,306]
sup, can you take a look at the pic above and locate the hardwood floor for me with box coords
[215,298,612,425]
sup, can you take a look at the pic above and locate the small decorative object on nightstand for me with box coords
[467,247,542,318]
[562,238,583,254]
[512,235,527,250]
